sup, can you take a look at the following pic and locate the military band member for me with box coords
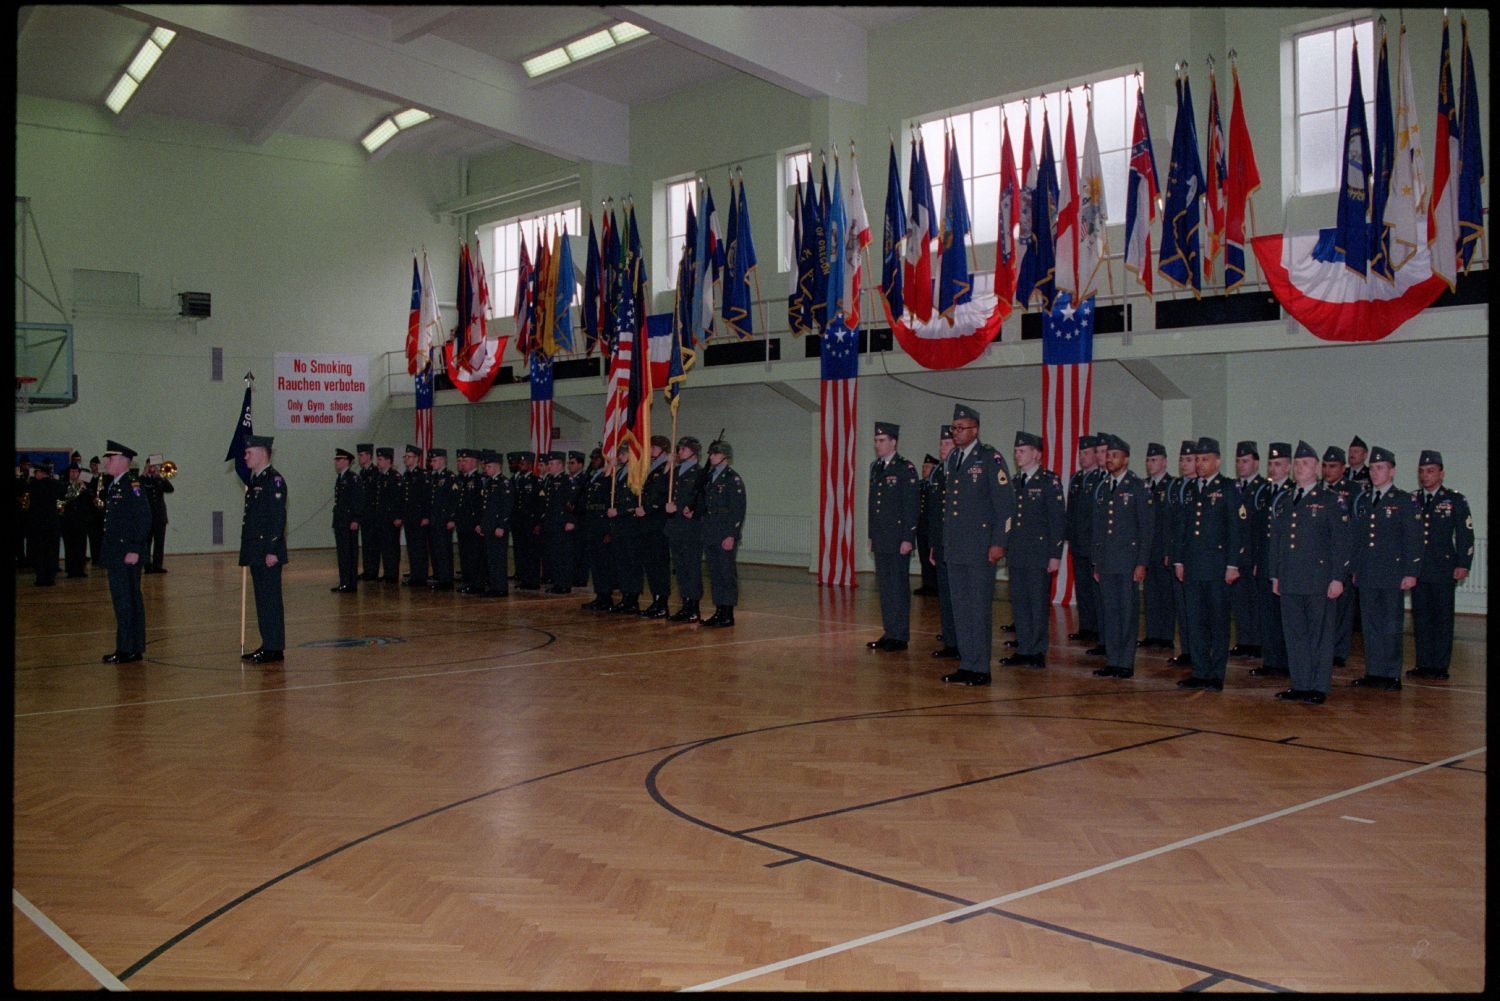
[1267,441,1352,704]
[1350,447,1422,691]
[1249,443,1294,679]
[426,448,457,590]
[61,463,93,578]
[699,437,746,628]
[636,436,674,618]
[914,453,940,596]
[939,404,1015,686]
[455,449,487,594]
[1408,451,1474,681]
[866,422,920,651]
[1066,434,1105,647]
[1001,431,1065,669]
[511,451,544,590]
[100,441,151,662]
[580,448,619,612]
[1088,436,1153,678]
[140,456,174,573]
[1139,443,1175,649]
[1228,441,1270,658]
[331,447,363,592]
[356,444,379,579]
[664,437,705,622]
[24,461,64,586]
[929,425,959,659]
[1165,441,1198,666]
[481,451,512,597]
[1174,437,1247,692]
[239,435,288,665]
[607,443,643,614]
[398,445,431,587]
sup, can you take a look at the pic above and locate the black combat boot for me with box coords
[668,599,700,623]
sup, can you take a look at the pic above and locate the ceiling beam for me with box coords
[241,72,320,146]
[607,5,867,104]
[385,6,466,44]
[115,4,630,164]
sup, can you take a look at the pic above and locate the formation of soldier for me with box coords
[332,434,746,628]
[878,420,1473,705]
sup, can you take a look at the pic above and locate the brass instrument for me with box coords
[160,460,178,479]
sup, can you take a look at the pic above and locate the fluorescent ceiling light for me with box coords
[392,108,432,129]
[610,22,648,43]
[523,48,571,78]
[126,40,165,81]
[104,76,139,114]
[360,118,399,153]
[150,26,176,47]
[565,29,616,61]
[104,24,176,115]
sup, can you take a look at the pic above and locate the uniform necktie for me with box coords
[1372,489,1382,507]
[1294,487,1304,506]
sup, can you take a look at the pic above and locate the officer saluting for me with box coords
[100,440,152,663]
[866,422,920,651]
[1090,435,1153,679]
[1350,446,1422,692]
[1001,430,1065,669]
[331,447,362,592]
[240,435,288,665]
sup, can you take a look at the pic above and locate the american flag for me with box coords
[414,353,434,461]
[817,318,859,587]
[529,351,553,459]
[601,288,634,459]
[1042,292,1094,606]
[1204,66,1227,284]
[1123,84,1160,296]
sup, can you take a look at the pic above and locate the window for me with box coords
[663,177,697,291]
[1293,19,1374,194]
[913,70,1136,246]
[781,148,812,272]
[480,204,582,318]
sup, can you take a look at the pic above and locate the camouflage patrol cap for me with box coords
[1418,449,1443,468]
[1267,442,1291,461]
[1294,441,1318,460]
[1146,442,1166,458]
[1368,445,1395,465]
[1015,430,1043,449]
[1235,440,1258,459]
[1322,445,1346,464]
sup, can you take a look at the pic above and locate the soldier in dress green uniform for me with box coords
[1228,441,1270,658]
[426,448,458,590]
[1000,431,1065,669]
[567,450,590,589]
[239,435,288,665]
[511,452,544,590]
[1320,445,1361,668]
[580,447,618,612]
[1165,440,1198,667]
[1408,450,1474,681]
[480,450,512,597]
[1089,436,1153,679]
[664,437,705,622]
[1350,446,1423,691]
[455,449,487,594]
[100,441,152,662]
[636,436,674,618]
[866,421,920,651]
[1066,434,1105,647]
[373,447,402,583]
[1140,442,1176,649]
[929,425,959,659]
[540,451,572,593]
[699,438,746,628]
[1249,442,1294,679]
[1174,437,1248,692]
[331,447,362,592]
[398,445,431,587]
[356,444,379,580]
[607,443,644,614]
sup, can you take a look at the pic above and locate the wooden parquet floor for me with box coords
[10,552,1486,991]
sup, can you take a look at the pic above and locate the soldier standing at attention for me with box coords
[373,447,401,583]
[606,443,644,614]
[239,435,288,665]
[914,453,940,597]
[664,436,705,622]
[698,437,746,628]
[539,451,570,593]
[1139,443,1176,650]
[355,444,379,580]
[454,449,486,594]
[1000,430,1065,669]
[1350,446,1422,692]
[480,451,512,597]
[1228,441,1269,658]
[636,436,674,618]
[1174,437,1247,692]
[25,461,64,587]
[866,421,920,652]
[580,448,618,612]
[1344,435,1372,487]
[1165,441,1198,668]
[398,445,431,587]
[567,450,590,590]
[1089,436,1153,679]
[1408,450,1474,681]
[511,452,544,591]
[1267,441,1352,704]
[99,441,152,662]
[1249,443,1294,679]
[929,425,959,660]
[1066,434,1104,648]
[86,455,107,566]
[939,404,1015,687]
[331,447,362,593]
[426,448,457,591]
[1320,445,1361,668]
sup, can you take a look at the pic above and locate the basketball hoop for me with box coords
[16,376,37,411]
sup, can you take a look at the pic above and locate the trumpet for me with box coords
[160,460,178,479]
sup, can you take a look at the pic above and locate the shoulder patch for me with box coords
[997,467,1008,486]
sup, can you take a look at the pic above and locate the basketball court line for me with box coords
[679,744,1486,991]
[13,889,128,991]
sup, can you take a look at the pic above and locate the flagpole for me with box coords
[740,167,771,340]
[239,567,248,656]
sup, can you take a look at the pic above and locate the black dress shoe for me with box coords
[1248,666,1287,678]
[249,650,284,664]
[405,579,428,587]
[430,581,454,591]
[1168,655,1193,668]
[961,672,991,686]
[113,652,142,664]
[883,640,908,651]
[1203,679,1223,691]
[1428,670,1450,680]
[1177,676,1207,689]
[1092,665,1122,677]
[667,603,701,623]
[700,606,734,628]
[1067,631,1088,641]
[1351,676,1380,687]
[100,651,124,664]
[483,590,509,598]
[1027,657,1047,669]
[1274,689,1305,701]
[1301,690,1326,704]
[580,597,608,612]
[867,637,893,650]
[1086,644,1107,656]
[999,655,1030,667]
[1228,644,1248,657]
[941,670,973,684]
[1001,623,1017,632]
[1405,666,1432,678]
[241,647,263,661]
[1003,639,1019,648]
[549,585,572,595]
[1379,678,1403,691]
[1112,668,1133,678]
[931,646,960,659]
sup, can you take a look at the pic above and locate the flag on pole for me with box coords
[904,136,937,322]
[1369,29,1396,282]
[1124,83,1160,295]
[452,240,474,368]
[1225,62,1261,290]
[225,376,254,484]
[552,222,575,353]
[824,156,848,325]
[405,257,422,375]
[1388,22,1427,272]
[1041,293,1094,606]
[844,145,872,330]
[721,173,757,339]
[1429,17,1460,291]
[817,312,859,588]
[1078,93,1109,301]
[693,182,722,343]
[472,236,490,343]
[514,232,534,359]
[1028,108,1060,309]
[530,351,553,458]
[1456,17,1484,272]
[1159,72,1205,296]
[414,353,433,461]
[1204,65,1228,284]
[419,249,443,369]
[994,115,1020,308]
[1054,99,1080,298]
[810,160,831,334]
[936,131,973,316]
[1332,39,1372,276]
[582,213,602,355]
[881,141,907,319]
[1015,110,1040,307]
[787,167,808,335]
[601,289,632,461]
